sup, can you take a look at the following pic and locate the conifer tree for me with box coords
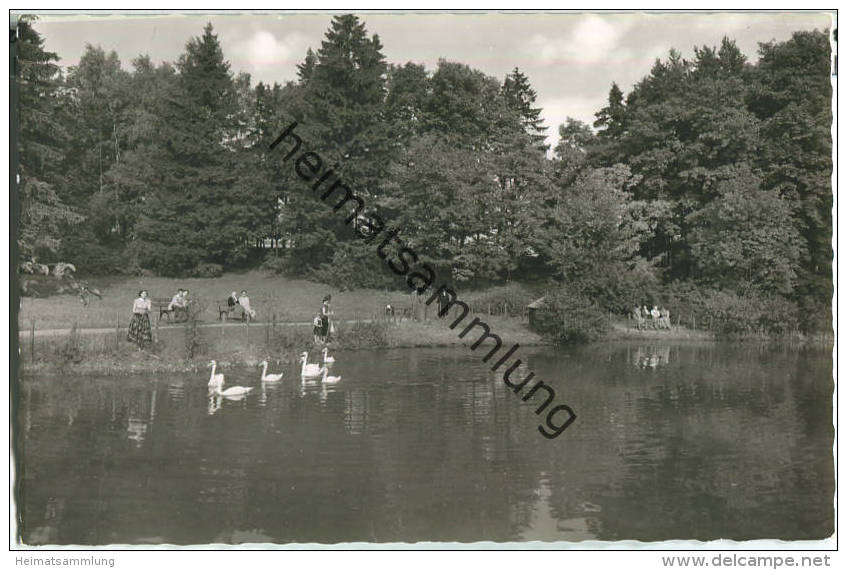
[502,67,548,149]
[273,15,391,277]
[134,23,266,275]
[16,17,82,260]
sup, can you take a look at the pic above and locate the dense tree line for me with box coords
[15,15,832,333]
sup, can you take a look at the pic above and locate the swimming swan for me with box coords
[215,384,254,398]
[259,360,284,382]
[208,361,252,398]
[321,367,342,384]
[300,352,323,379]
[208,360,224,389]
[322,347,335,364]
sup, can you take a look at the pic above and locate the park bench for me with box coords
[218,302,251,322]
[153,298,192,322]
[384,303,414,322]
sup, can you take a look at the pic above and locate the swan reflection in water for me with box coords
[631,345,671,369]
[300,381,337,404]
[208,394,223,415]
[127,418,148,445]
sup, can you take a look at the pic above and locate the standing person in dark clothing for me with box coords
[320,294,332,342]
[127,290,152,349]
[437,288,450,318]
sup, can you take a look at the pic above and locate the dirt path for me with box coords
[17,319,372,338]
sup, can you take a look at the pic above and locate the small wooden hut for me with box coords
[526,296,547,329]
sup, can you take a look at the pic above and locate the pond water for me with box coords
[15,342,833,545]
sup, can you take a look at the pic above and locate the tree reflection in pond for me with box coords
[17,343,833,544]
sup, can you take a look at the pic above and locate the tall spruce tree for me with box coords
[502,67,548,149]
[16,17,82,261]
[134,23,265,275]
[272,15,391,279]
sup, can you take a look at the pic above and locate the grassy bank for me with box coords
[608,321,714,340]
[18,312,545,375]
[18,271,537,331]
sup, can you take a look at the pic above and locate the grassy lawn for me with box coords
[19,313,544,375]
[18,272,544,372]
[18,270,540,332]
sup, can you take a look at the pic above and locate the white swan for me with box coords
[208,360,224,389]
[300,352,323,379]
[259,360,284,382]
[322,347,335,364]
[321,366,342,384]
[215,384,254,398]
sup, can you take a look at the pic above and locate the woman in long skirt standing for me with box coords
[320,294,333,342]
[127,290,153,349]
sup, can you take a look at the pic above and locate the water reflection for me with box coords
[126,388,157,445]
[126,418,148,445]
[630,345,671,369]
[207,394,222,415]
[17,343,833,544]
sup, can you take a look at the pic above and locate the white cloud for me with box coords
[227,29,308,82]
[528,15,633,66]
[538,95,606,150]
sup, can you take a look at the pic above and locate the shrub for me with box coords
[57,323,83,364]
[334,320,388,348]
[533,289,609,345]
[191,262,224,278]
[796,295,831,335]
[662,282,802,337]
[600,260,663,314]
[270,328,313,354]
[58,238,128,276]
[463,283,538,318]
[261,255,290,275]
[307,243,402,290]
[133,242,201,277]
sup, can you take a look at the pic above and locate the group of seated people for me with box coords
[632,304,671,330]
[223,290,256,320]
[167,288,192,319]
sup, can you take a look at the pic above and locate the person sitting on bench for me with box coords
[238,290,256,319]
[168,288,185,312]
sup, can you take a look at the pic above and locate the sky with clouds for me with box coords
[32,11,833,148]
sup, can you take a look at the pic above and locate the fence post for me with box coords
[246,320,250,347]
[265,316,270,347]
[693,315,696,330]
[155,317,160,344]
[30,319,35,364]
[115,312,120,350]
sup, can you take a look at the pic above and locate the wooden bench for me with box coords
[218,302,250,322]
[384,304,413,322]
[153,298,189,322]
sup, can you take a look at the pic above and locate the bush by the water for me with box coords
[660,282,812,337]
[533,290,609,345]
[57,323,84,364]
[334,320,388,349]
[463,283,538,318]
